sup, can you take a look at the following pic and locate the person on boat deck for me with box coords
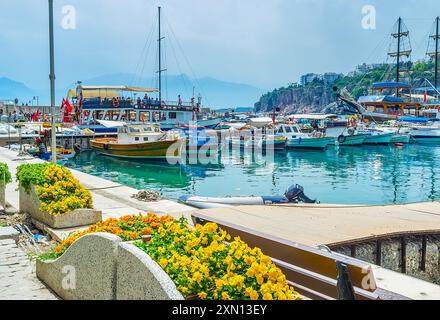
[137,97,142,108]
[178,95,183,106]
[144,94,149,100]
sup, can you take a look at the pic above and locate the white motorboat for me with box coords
[276,124,334,150]
[356,129,394,145]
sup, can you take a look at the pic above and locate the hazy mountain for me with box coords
[71,73,265,109]
[0,77,34,102]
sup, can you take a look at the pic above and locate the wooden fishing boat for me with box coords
[91,122,184,160]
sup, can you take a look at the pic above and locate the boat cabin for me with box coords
[276,124,302,139]
[116,124,168,144]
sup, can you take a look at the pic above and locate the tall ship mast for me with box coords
[388,17,412,88]
[427,17,440,91]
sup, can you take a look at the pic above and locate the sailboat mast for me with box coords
[48,0,56,163]
[435,16,439,90]
[158,6,162,105]
[396,17,402,84]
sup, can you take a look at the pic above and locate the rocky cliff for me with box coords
[255,61,435,113]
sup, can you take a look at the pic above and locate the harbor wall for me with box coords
[332,235,440,285]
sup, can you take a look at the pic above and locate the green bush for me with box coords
[16,163,50,192]
[0,163,12,186]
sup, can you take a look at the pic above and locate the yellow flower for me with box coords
[198,292,207,300]
[221,292,231,300]
[159,258,168,268]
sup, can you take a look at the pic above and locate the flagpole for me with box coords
[48,0,57,163]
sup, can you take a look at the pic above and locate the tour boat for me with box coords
[356,128,394,145]
[91,121,184,160]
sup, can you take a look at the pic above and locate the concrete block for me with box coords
[116,242,184,300]
[36,233,121,300]
[0,227,20,242]
[19,185,102,229]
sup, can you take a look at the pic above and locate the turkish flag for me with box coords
[65,99,73,113]
[423,90,427,103]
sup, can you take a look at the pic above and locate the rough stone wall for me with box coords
[333,236,440,285]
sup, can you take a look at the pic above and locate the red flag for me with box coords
[32,109,40,122]
[423,90,427,104]
[65,99,73,113]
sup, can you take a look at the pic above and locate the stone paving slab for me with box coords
[0,227,20,242]
[0,239,58,300]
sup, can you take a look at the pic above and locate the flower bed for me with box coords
[0,162,12,208]
[43,214,301,301]
[16,163,101,229]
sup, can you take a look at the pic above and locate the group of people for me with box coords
[0,109,45,123]
[99,93,202,109]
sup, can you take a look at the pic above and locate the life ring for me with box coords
[338,135,347,144]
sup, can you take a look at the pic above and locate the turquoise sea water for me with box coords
[67,145,440,205]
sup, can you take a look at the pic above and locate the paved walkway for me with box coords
[0,239,58,300]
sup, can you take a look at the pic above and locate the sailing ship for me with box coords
[63,7,221,133]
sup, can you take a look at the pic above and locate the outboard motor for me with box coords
[285,184,318,204]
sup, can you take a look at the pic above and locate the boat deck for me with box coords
[192,202,440,247]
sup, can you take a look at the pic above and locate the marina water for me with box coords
[68,144,440,205]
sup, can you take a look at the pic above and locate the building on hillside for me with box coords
[300,73,322,86]
[323,72,342,84]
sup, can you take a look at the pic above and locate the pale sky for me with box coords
[0,0,439,93]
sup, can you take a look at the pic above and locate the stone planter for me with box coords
[37,233,121,300]
[0,184,5,209]
[37,233,184,300]
[19,185,102,229]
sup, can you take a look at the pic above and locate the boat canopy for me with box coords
[97,120,127,128]
[68,86,159,99]
[371,82,412,90]
[358,95,406,103]
[289,114,338,120]
[398,116,440,123]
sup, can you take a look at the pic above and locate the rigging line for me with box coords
[166,30,191,99]
[137,24,156,87]
[349,23,396,94]
[131,19,156,87]
[164,16,211,107]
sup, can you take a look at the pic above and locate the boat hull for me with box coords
[391,134,410,144]
[363,133,394,145]
[91,138,184,159]
[287,137,334,149]
[333,135,368,146]
[410,136,440,144]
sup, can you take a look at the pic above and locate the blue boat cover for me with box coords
[372,82,412,90]
[398,116,440,123]
[357,95,405,103]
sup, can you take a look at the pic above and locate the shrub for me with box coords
[0,163,12,185]
[16,163,93,215]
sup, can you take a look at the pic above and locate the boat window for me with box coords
[143,137,149,142]
[285,127,293,133]
[277,128,284,134]
[135,137,140,141]
[169,112,177,119]
[143,127,153,132]
[132,127,142,133]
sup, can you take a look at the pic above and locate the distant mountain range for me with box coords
[0,77,34,102]
[0,74,266,109]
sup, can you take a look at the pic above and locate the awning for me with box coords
[372,82,412,90]
[80,86,159,93]
[290,114,338,120]
[67,89,120,99]
[97,120,127,128]
[398,116,439,123]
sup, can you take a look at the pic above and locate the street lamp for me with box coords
[48,0,56,163]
